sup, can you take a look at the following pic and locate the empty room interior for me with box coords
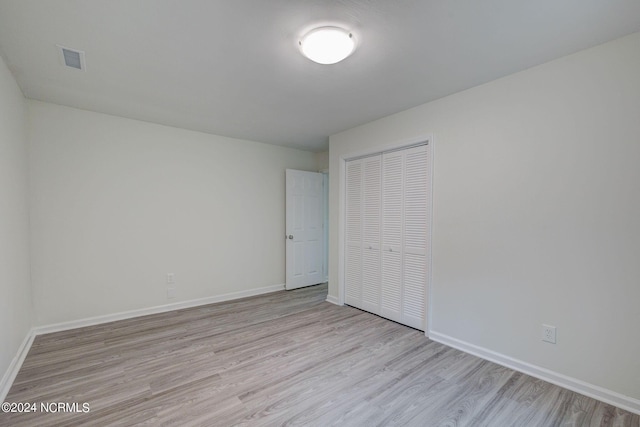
[1,1,640,425]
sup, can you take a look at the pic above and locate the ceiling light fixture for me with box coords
[299,26,356,65]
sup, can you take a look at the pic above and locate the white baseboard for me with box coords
[325,295,341,305]
[429,331,640,415]
[0,330,36,402]
[34,283,285,335]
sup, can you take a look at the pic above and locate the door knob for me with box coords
[288,235,294,239]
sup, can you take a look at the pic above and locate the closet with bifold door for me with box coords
[345,143,430,331]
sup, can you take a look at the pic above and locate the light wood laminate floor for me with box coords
[2,284,638,426]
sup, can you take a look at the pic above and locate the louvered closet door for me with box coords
[380,151,404,323]
[344,143,430,331]
[401,145,429,330]
[361,155,382,313]
[345,159,363,308]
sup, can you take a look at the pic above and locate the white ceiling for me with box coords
[1,1,639,152]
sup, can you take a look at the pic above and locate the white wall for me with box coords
[329,32,640,402]
[28,101,317,325]
[315,151,329,171]
[0,56,31,386]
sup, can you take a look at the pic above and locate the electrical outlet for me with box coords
[167,287,176,299]
[542,324,556,344]
[167,273,175,284]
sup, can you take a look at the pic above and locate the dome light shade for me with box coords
[299,26,355,65]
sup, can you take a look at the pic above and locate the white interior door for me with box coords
[286,169,324,290]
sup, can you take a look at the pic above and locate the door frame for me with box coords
[337,134,434,332]
[321,170,329,283]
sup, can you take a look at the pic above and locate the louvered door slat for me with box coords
[363,156,381,244]
[345,245,362,306]
[402,253,427,329]
[381,250,402,322]
[346,161,362,243]
[382,154,403,250]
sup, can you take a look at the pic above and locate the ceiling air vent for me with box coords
[56,45,86,71]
